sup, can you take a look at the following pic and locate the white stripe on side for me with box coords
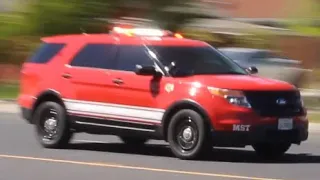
[75,121,155,132]
[68,110,160,125]
[63,99,165,123]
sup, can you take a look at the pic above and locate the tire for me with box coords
[33,101,73,149]
[252,142,291,159]
[119,136,148,145]
[167,109,212,160]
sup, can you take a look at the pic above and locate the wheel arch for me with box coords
[31,89,66,123]
[161,99,213,141]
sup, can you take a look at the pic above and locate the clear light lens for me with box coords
[207,87,251,108]
[112,27,165,37]
[225,96,251,108]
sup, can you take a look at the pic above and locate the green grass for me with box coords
[0,83,19,99]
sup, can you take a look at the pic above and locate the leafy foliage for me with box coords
[0,0,215,64]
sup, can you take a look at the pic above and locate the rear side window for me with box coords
[115,45,154,72]
[29,43,65,63]
[70,44,116,69]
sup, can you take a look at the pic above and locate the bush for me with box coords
[0,36,40,65]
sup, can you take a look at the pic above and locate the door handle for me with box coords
[62,73,72,79]
[112,78,124,85]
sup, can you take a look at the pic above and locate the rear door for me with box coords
[62,39,118,116]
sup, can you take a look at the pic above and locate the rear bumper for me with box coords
[20,107,32,124]
[212,121,308,147]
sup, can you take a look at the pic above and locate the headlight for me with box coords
[207,87,251,108]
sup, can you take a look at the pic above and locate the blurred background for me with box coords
[0,0,319,107]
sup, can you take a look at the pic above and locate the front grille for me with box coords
[244,90,303,117]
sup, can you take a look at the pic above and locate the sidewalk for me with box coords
[0,101,18,113]
[1,100,320,133]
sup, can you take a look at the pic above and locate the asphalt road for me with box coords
[1,113,320,180]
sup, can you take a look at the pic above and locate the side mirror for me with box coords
[246,66,258,74]
[135,65,162,77]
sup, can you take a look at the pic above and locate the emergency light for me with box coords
[111,26,183,38]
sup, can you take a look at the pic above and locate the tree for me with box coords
[0,0,220,64]
[1,0,219,36]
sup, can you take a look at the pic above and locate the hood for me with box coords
[187,75,296,91]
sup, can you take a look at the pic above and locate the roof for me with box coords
[41,34,208,47]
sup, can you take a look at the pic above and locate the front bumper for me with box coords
[20,107,32,124]
[211,121,308,147]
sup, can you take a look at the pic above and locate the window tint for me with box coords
[70,44,116,69]
[149,46,247,77]
[250,51,279,64]
[115,45,154,72]
[252,51,277,59]
[219,50,251,62]
[29,43,65,63]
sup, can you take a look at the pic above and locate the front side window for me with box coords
[115,45,155,72]
[149,46,248,77]
[70,44,116,69]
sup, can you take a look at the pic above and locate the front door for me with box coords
[106,43,168,126]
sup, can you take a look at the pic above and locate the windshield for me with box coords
[253,51,283,59]
[148,45,248,77]
[218,50,252,62]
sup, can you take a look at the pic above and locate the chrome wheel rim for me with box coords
[39,108,59,141]
[175,117,198,151]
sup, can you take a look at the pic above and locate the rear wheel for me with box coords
[252,142,291,159]
[33,101,73,148]
[167,109,212,160]
[119,136,148,145]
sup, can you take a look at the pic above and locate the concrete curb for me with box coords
[0,99,17,103]
[309,123,320,132]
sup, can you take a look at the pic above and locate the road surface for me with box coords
[0,113,320,180]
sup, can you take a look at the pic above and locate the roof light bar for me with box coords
[112,26,183,38]
[133,28,165,36]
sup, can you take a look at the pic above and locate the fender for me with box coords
[31,89,65,116]
[160,99,214,139]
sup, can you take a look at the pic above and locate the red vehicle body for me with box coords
[18,28,309,160]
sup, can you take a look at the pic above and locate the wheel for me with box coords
[33,101,73,148]
[252,142,291,159]
[119,136,148,145]
[167,109,212,160]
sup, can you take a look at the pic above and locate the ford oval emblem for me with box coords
[276,98,287,105]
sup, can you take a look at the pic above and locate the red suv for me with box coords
[18,27,308,160]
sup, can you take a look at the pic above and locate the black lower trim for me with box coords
[69,115,163,140]
[212,122,308,147]
[21,107,32,124]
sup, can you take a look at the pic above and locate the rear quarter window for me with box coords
[29,43,65,64]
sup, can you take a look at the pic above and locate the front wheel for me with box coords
[252,142,291,159]
[33,101,73,149]
[167,109,212,160]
